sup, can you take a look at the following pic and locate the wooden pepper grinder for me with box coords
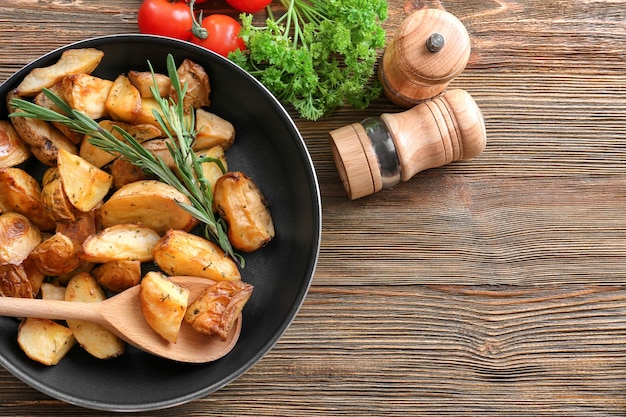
[379,8,471,107]
[329,89,486,200]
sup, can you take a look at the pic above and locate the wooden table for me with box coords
[2,0,626,415]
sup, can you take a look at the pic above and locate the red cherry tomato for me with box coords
[138,0,193,41]
[190,14,246,57]
[225,0,272,13]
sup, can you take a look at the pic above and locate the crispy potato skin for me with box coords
[139,271,190,343]
[172,59,210,111]
[153,230,241,282]
[0,263,34,298]
[185,280,253,340]
[0,212,42,266]
[128,70,171,98]
[29,232,80,276]
[213,172,275,252]
[0,167,56,232]
[194,109,234,151]
[0,120,31,167]
[92,260,141,293]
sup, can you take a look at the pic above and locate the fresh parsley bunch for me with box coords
[230,0,388,121]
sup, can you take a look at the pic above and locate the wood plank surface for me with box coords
[1,0,626,415]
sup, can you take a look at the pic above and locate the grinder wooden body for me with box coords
[329,89,486,200]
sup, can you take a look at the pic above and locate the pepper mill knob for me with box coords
[379,8,471,107]
[329,89,486,200]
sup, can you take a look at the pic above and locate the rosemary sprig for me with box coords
[9,54,243,267]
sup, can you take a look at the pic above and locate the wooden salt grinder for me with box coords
[329,89,486,200]
[379,8,471,107]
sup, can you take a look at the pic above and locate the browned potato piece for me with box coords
[79,120,161,168]
[141,139,176,169]
[128,70,171,98]
[213,172,275,252]
[33,83,83,145]
[172,59,210,111]
[153,230,241,282]
[195,145,227,192]
[0,212,41,266]
[57,148,113,212]
[14,48,104,97]
[17,318,76,366]
[0,263,34,298]
[185,280,253,340]
[81,224,161,263]
[109,157,150,189]
[29,232,80,277]
[100,180,197,234]
[105,74,141,123]
[7,90,78,166]
[139,271,190,343]
[0,120,31,168]
[55,207,97,250]
[194,109,235,151]
[92,260,141,293]
[41,168,75,222]
[0,167,56,231]
[61,73,113,120]
[22,256,45,297]
[65,272,125,359]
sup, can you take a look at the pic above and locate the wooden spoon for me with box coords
[0,276,241,363]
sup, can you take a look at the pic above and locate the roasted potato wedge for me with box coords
[57,148,113,212]
[140,138,176,169]
[0,120,31,168]
[134,97,164,131]
[0,212,41,266]
[213,172,275,252]
[128,70,171,98]
[79,120,161,168]
[0,167,56,231]
[109,157,150,189]
[17,318,76,366]
[195,145,227,193]
[41,168,76,222]
[7,90,78,166]
[81,224,161,263]
[105,74,141,123]
[65,272,125,359]
[185,280,253,340]
[55,206,97,250]
[29,232,80,276]
[92,259,141,293]
[153,230,241,282]
[100,180,197,234]
[0,263,34,298]
[14,48,104,97]
[61,73,113,120]
[172,59,210,111]
[194,109,235,151]
[139,271,190,343]
[33,83,83,145]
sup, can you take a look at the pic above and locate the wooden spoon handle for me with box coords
[0,297,104,324]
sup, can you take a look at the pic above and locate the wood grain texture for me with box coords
[1,0,626,415]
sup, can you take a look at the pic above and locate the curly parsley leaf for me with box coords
[230,0,388,121]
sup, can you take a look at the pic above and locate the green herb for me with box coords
[229,0,388,121]
[9,54,242,267]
